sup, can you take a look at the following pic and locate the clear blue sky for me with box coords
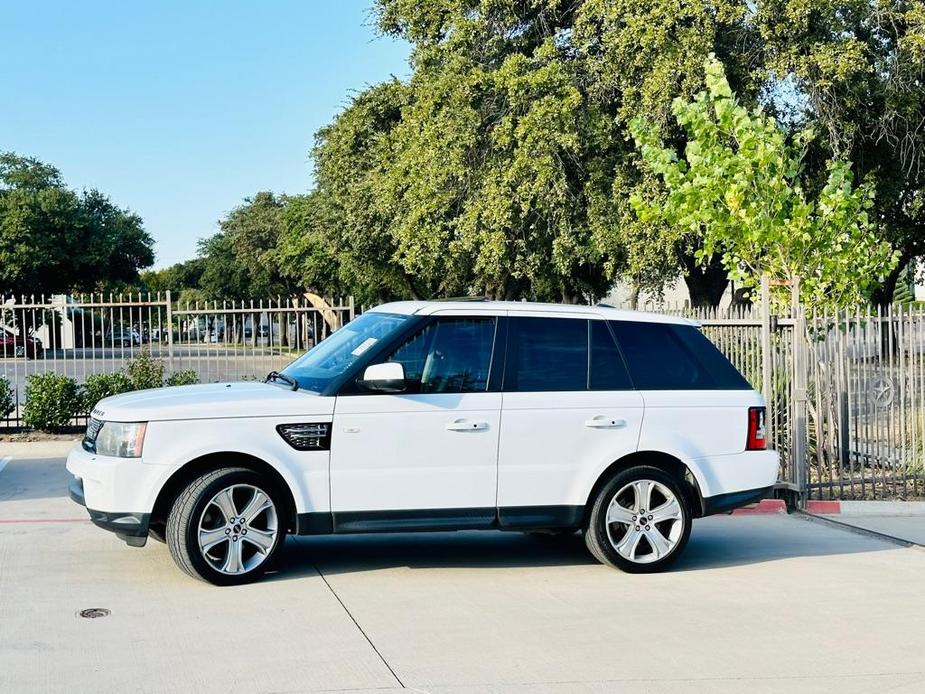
[1,1,410,268]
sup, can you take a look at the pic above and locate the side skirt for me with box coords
[296,505,586,536]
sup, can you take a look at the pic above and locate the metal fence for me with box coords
[4,291,924,501]
[658,299,925,501]
[1,293,354,428]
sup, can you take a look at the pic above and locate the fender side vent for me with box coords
[276,423,331,451]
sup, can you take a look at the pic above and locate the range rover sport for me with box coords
[67,301,778,585]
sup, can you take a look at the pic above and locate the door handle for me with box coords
[445,419,489,432]
[584,416,626,429]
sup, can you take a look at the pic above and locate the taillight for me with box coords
[746,407,767,450]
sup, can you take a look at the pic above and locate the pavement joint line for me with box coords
[312,560,406,690]
[795,510,925,553]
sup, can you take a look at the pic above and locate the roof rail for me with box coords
[432,296,489,302]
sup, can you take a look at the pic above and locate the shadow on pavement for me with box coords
[269,514,894,581]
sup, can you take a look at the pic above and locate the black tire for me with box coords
[166,467,288,585]
[584,465,692,574]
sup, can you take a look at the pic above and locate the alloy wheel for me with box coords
[197,484,279,575]
[604,479,684,564]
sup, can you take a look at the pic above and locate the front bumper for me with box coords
[67,453,152,547]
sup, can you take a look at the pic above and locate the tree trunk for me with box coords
[627,284,640,311]
[681,253,728,308]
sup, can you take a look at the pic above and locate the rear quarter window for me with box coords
[609,321,751,390]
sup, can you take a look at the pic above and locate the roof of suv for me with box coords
[369,300,698,326]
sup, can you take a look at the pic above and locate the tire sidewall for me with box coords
[590,466,692,573]
[180,469,288,586]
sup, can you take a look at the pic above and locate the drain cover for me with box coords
[77,608,111,619]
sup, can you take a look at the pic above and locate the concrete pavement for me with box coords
[1,448,925,693]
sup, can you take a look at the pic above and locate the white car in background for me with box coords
[67,300,778,585]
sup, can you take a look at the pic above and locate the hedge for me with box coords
[7,350,204,431]
[82,372,133,412]
[0,375,13,419]
[22,374,83,431]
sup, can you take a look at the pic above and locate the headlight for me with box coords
[94,422,147,458]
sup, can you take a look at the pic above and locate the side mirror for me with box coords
[360,362,406,393]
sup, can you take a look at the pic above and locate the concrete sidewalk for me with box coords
[2,450,925,693]
[808,500,925,546]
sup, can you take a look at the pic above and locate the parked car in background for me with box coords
[106,328,141,347]
[0,328,43,359]
[67,300,777,585]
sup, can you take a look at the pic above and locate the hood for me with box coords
[91,382,333,423]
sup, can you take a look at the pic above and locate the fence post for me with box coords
[165,290,174,374]
[760,274,773,446]
[349,295,355,323]
[790,277,808,506]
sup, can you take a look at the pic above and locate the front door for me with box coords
[330,315,501,531]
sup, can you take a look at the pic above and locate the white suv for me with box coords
[67,301,778,585]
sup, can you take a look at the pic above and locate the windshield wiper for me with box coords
[265,370,299,391]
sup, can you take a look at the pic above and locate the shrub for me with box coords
[82,372,133,412]
[127,349,164,390]
[0,375,14,419]
[165,369,199,387]
[22,374,82,431]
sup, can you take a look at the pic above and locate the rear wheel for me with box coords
[585,465,691,573]
[166,467,287,585]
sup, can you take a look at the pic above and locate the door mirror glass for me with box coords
[360,362,406,393]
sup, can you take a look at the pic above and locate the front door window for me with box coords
[386,318,496,393]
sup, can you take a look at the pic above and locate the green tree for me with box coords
[0,153,154,296]
[756,0,925,303]
[631,57,897,310]
[139,258,205,295]
[271,191,345,298]
[293,0,764,304]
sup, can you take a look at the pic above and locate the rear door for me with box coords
[496,315,644,526]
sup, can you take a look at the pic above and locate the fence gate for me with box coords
[801,306,925,500]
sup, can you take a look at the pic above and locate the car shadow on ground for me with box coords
[267,515,895,581]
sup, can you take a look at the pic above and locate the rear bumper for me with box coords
[68,475,150,547]
[701,485,774,516]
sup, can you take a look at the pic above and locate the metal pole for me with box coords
[760,274,773,445]
[165,290,174,375]
[790,276,808,505]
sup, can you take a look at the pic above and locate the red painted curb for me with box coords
[732,499,787,515]
[806,500,841,514]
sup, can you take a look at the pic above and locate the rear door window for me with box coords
[610,321,749,390]
[504,317,588,392]
[590,320,632,390]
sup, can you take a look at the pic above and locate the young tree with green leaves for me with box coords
[631,57,897,311]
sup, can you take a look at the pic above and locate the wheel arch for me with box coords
[583,450,705,524]
[149,452,299,533]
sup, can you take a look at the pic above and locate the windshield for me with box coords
[281,311,410,392]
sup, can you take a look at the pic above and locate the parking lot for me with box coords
[2,443,925,694]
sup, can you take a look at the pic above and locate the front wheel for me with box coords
[166,467,287,585]
[584,466,691,573]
